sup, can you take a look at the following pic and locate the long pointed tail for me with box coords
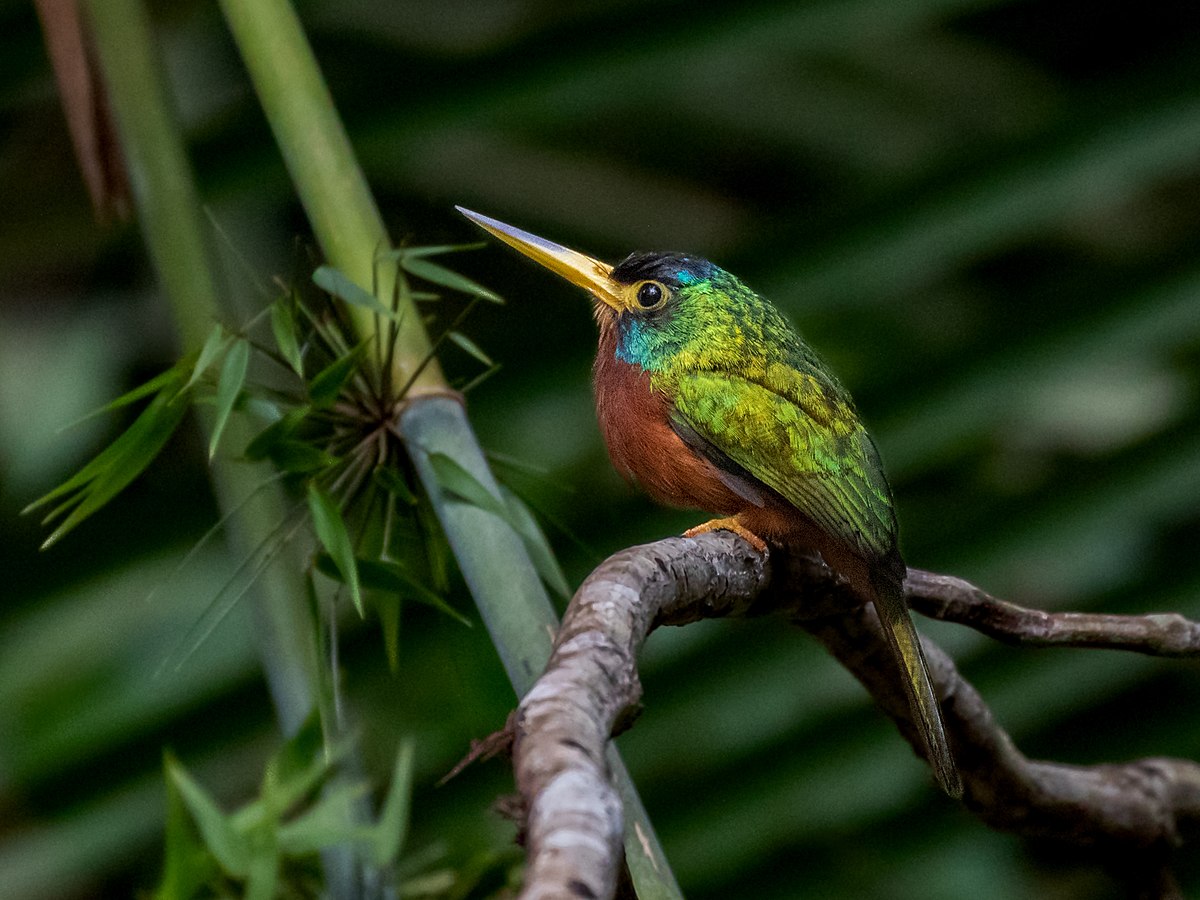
[871,578,962,799]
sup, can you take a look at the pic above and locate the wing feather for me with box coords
[670,369,896,562]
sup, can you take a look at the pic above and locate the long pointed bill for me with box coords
[456,207,623,310]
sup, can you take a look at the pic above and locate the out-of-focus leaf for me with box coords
[399,256,503,304]
[307,483,363,616]
[315,555,470,626]
[244,406,311,461]
[157,753,218,900]
[307,343,366,409]
[275,783,371,856]
[241,825,279,900]
[186,324,229,392]
[166,754,248,878]
[447,330,493,367]
[209,337,249,459]
[312,264,399,321]
[267,440,338,474]
[261,713,325,815]
[270,298,304,376]
[374,465,418,505]
[383,242,485,260]
[370,738,415,868]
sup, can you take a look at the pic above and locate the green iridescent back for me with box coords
[610,259,898,564]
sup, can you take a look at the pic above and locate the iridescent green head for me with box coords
[456,207,789,376]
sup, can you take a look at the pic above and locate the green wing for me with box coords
[670,368,897,562]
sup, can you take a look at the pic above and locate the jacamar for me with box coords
[458,207,961,799]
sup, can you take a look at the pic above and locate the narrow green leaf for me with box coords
[425,451,508,517]
[241,824,279,900]
[399,256,503,304]
[307,483,363,616]
[382,242,485,261]
[270,299,304,376]
[262,712,325,814]
[426,452,568,595]
[377,590,401,671]
[307,343,366,409]
[499,485,571,599]
[312,264,398,321]
[370,739,415,868]
[26,368,186,515]
[166,754,249,877]
[60,364,185,433]
[244,406,311,461]
[447,330,494,367]
[39,391,190,547]
[373,465,418,505]
[209,338,250,459]
[314,555,470,626]
[158,752,218,900]
[459,362,502,395]
[187,324,230,391]
[275,784,371,856]
[268,440,338,474]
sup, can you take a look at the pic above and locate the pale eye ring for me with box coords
[635,281,666,309]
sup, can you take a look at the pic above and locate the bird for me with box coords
[457,206,962,799]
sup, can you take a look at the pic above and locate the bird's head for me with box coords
[458,207,743,372]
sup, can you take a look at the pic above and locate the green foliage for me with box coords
[8,1,1200,899]
[158,717,416,899]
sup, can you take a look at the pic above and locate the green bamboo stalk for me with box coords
[82,1,361,896]
[83,0,318,738]
[216,1,681,896]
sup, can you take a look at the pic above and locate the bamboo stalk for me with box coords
[216,1,681,895]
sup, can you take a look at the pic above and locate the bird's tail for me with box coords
[870,576,962,799]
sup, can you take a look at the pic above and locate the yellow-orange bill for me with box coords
[456,206,622,310]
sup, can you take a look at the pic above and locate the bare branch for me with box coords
[905,569,1200,657]
[511,532,1200,899]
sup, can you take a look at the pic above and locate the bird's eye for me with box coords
[635,281,666,309]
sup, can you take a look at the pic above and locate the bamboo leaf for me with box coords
[426,452,569,597]
[158,752,218,900]
[307,483,363,616]
[499,484,572,599]
[267,440,338,475]
[307,343,366,409]
[37,390,190,548]
[312,264,399,321]
[186,323,230,391]
[241,825,279,900]
[373,465,418,505]
[25,370,185,517]
[382,242,485,260]
[270,298,304,376]
[166,754,249,877]
[447,330,494,367]
[60,364,185,432]
[275,784,371,857]
[244,406,311,461]
[315,555,470,626]
[209,338,250,459]
[370,739,415,868]
[399,256,503,304]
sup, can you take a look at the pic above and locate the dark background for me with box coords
[2,1,1200,897]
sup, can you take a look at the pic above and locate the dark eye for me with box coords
[636,281,665,309]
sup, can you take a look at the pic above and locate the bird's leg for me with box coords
[684,516,768,554]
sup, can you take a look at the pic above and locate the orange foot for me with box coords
[684,516,768,554]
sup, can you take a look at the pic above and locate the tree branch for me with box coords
[511,532,1200,899]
